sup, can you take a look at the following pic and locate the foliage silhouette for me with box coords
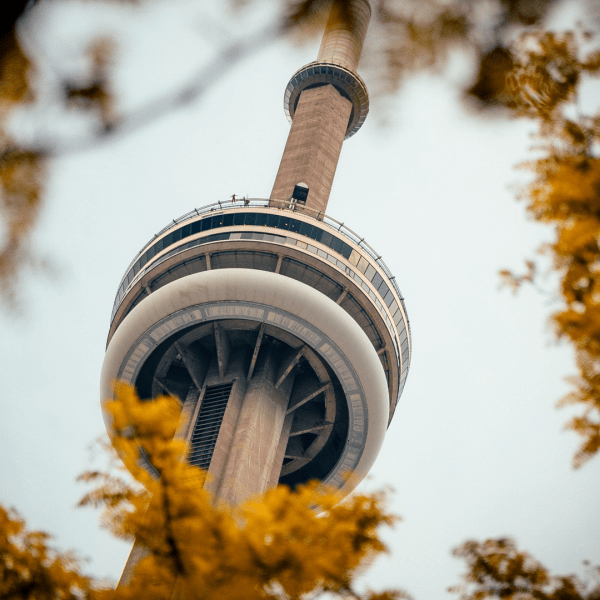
[450,537,600,600]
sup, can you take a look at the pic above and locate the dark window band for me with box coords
[124,212,353,295]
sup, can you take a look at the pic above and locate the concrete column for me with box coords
[214,344,295,506]
[271,84,352,214]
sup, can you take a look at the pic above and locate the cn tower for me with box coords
[101,0,410,528]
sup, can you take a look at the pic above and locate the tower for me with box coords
[101,0,410,528]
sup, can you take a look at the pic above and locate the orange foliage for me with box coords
[488,27,600,466]
[0,505,95,600]
[451,538,600,600]
[1,383,403,599]
[77,383,404,600]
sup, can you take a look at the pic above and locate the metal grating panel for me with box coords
[188,382,233,471]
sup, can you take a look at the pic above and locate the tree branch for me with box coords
[4,20,284,160]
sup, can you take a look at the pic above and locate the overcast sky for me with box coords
[1,1,599,599]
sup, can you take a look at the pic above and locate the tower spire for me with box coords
[270,0,371,214]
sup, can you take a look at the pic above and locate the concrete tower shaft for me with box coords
[270,85,352,216]
[317,0,371,71]
[271,0,371,214]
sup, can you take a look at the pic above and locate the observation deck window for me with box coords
[255,213,269,226]
[384,290,394,307]
[372,272,383,291]
[321,231,333,247]
[299,221,313,238]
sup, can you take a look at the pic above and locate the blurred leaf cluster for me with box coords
[450,537,600,600]
[0,503,96,599]
[3,385,600,599]
[0,382,402,599]
[500,31,600,467]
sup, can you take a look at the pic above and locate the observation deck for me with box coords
[102,199,411,501]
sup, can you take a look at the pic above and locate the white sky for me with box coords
[1,1,599,599]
